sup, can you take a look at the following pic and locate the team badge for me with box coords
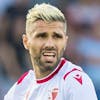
[48,88,59,100]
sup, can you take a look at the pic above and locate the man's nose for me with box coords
[45,37,55,47]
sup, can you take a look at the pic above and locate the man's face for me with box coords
[23,20,68,72]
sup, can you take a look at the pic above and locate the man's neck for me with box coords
[34,68,53,79]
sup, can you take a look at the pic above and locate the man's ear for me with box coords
[22,34,29,50]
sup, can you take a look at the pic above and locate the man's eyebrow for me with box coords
[35,32,47,37]
[53,32,63,38]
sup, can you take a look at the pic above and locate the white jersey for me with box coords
[4,58,98,100]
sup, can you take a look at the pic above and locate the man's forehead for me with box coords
[32,20,64,30]
[27,20,65,35]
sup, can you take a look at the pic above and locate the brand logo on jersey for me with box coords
[74,74,83,85]
[48,88,59,100]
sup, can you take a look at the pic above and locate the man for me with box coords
[4,3,98,100]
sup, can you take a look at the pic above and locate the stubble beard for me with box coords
[34,48,64,73]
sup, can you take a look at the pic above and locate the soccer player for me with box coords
[4,3,98,100]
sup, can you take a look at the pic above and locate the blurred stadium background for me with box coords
[0,0,100,99]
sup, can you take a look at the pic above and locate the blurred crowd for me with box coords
[0,0,100,99]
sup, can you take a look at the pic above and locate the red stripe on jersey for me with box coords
[63,68,82,80]
[17,71,29,85]
[37,58,67,83]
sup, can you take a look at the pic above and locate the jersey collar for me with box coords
[36,58,67,84]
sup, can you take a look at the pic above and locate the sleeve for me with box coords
[4,71,30,100]
[63,71,98,100]
[4,83,17,100]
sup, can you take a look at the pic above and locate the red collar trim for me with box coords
[36,58,67,84]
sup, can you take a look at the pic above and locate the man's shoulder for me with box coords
[62,61,97,100]
[17,70,34,85]
[62,61,94,87]
[17,71,29,85]
[4,70,34,99]
[63,61,83,80]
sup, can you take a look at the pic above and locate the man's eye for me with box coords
[36,33,47,38]
[53,34,63,39]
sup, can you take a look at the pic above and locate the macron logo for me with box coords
[74,74,82,85]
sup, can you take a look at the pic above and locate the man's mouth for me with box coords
[41,51,57,65]
[42,52,56,57]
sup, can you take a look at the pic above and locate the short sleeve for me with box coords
[63,70,98,100]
